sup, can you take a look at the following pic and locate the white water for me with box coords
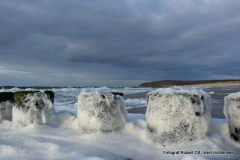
[0,86,240,159]
[0,115,240,160]
[0,87,153,115]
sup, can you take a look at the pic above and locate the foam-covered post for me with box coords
[146,88,212,147]
[224,92,240,142]
[12,91,55,126]
[0,92,14,120]
[78,92,127,133]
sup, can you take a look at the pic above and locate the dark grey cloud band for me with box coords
[0,0,240,86]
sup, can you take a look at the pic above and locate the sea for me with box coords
[1,85,240,118]
[1,85,240,159]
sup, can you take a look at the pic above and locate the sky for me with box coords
[0,0,240,86]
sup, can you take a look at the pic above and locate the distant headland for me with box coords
[138,79,240,87]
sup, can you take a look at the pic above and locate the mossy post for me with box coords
[0,92,14,120]
[12,90,55,126]
[14,91,54,108]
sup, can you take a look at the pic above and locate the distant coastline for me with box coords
[138,79,240,87]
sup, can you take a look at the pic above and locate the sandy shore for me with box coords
[190,82,240,86]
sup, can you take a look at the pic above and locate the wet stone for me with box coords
[78,92,127,133]
[224,92,240,142]
[12,91,55,126]
[0,92,14,103]
[146,88,212,147]
[14,91,54,108]
[0,92,14,120]
[111,92,124,97]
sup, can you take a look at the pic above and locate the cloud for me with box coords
[0,0,240,86]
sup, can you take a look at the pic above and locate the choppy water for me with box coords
[127,85,240,118]
[1,85,240,118]
[0,86,153,115]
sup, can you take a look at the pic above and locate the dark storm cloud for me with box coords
[0,0,240,86]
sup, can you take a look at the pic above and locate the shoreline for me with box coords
[125,83,240,98]
[187,83,240,87]
[139,80,240,88]
[124,85,240,119]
